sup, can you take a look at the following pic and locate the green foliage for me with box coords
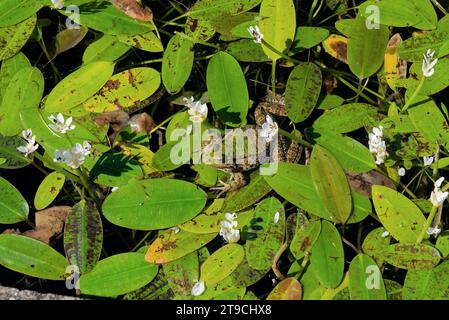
[2,0,449,302]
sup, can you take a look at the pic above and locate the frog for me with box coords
[208,90,304,196]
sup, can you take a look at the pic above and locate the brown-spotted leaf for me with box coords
[322,34,348,64]
[267,277,302,300]
[383,243,441,270]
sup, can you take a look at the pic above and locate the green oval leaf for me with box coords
[348,254,387,300]
[0,15,36,61]
[259,0,296,61]
[102,178,207,230]
[162,34,194,94]
[34,172,65,210]
[0,234,67,280]
[45,61,115,113]
[0,66,44,136]
[0,0,44,28]
[246,197,285,270]
[310,220,344,288]
[200,244,244,285]
[79,252,158,297]
[83,67,160,113]
[310,145,352,224]
[207,51,249,127]
[372,185,427,243]
[403,260,449,299]
[82,34,130,65]
[0,176,28,224]
[285,62,322,123]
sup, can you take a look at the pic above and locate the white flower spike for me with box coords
[422,49,438,78]
[423,156,434,167]
[183,97,208,123]
[247,26,264,44]
[53,141,91,169]
[17,129,39,157]
[51,0,64,9]
[430,177,449,207]
[48,113,75,133]
[191,281,205,297]
[219,212,240,244]
[427,226,442,236]
[260,115,278,143]
[368,126,388,165]
[398,167,406,177]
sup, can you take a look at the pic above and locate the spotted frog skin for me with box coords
[210,91,304,196]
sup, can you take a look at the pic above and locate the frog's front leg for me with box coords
[210,170,247,197]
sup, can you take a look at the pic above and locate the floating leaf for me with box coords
[0,66,44,136]
[246,197,285,270]
[52,26,89,59]
[34,172,65,210]
[82,35,130,64]
[0,234,67,280]
[403,260,449,299]
[61,2,153,35]
[385,34,407,90]
[83,67,160,113]
[0,0,44,28]
[223,173,272,212]
[285,62,322,123]
[162,34,194,94]
[0,176,28,224]
[110,0,153,21]
[79,252,158,297]
[145,229,216,264]
[267,277,302,300]
[162,251,199,298]
[0,15,36,61]
[310,145,352,224]
[292,27,329,52]
[0,134,29,169]
[226,39,270,62]
[200,244,244,285]
[322,34,348,64]
[117,32,163,53]
[372,185,427,243]
[207,52,249,127]
[64,201,103,274]
[310,220,344,289]
[0,52,31,99]
[102,178,207,230]
[290,220,321,260]
[348,254,387,300]
[189,0,262,20]
[347,14,390,79]
[362,227,391,265]
[313,104,377,134]
[382,243,440,270]
[259,0,296,61]
[45,61,115,113]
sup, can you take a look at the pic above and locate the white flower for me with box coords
[171,226,181,234]
[50,0,64,9]
[381,231,390,238]
[398,167,406,177]
[430,177,449,207]
[219,212,240,244]
[111,187,119,192]
[422,49,438,77]
[260,115,278,143]
[368,126,388,165]
[424,156,434,167]
[427,226,442,236]
[48,113,75,133]
[247,26,264,44]
[17,129,39,157]
[53,141,91,169]
[191,281,205,297]
[274,211,280,223]
[183,97,208,123]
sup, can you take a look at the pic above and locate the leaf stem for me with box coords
[402,77,425,113]
[416,205,438,243]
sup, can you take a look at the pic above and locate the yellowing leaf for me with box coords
[322,34,348,64]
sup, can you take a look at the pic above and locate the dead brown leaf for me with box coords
[2,206,70,243]
[111,0,153,22]
[346,170,396,197]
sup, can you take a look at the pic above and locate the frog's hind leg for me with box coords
[210,171,247,197]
